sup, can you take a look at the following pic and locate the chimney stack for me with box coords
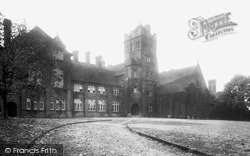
[95,56,102,68]
[72,50,79,63]
[3,19,12,47]
[208,79,216,93]
[85,51,90,63]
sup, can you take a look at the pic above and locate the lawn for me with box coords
[127,118,250,156]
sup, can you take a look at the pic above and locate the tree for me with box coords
[0,13,58,119]
[216,74,250,120]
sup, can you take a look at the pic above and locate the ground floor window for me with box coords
[98,100,106,112]
[50,97,54,110]
[61,99,65,110]
[87,99,96,111]
[55,99,60,110]
[112,101,119,112]
[26,97,31,110]
[74,99,83,111]
[39,97,44,110]
[148,106,152,112]
[33,100,37,110]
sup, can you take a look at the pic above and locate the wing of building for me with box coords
[0,24,217,119]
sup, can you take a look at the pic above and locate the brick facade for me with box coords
[0,24,214,118]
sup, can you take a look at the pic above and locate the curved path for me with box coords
[35,119,191,156]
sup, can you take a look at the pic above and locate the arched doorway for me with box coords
[7,102,17,117]
[131,104,140,115]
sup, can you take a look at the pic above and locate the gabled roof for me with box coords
[29,26,53,40]
[53,35,66,49]
[71,63,120,86]
[159,65,196,85]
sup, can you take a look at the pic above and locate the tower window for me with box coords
[131,43,135,51]
[133,71,137,78]
[145,56,151,63]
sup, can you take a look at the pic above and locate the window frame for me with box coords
[88,84,96,93]
[33,100,38,110]
[98,85,106,94]
[39,97,44,110]
[87,99,96,111]
[98,100,106,112]
[74,99,83,111]
[74,83,83,92]
[50,97,54,110]
[61,99,65,110]
[113,87,119,96]
[26,97,31,110]
[54,68,64,88]
[112,101,119,112]
[148,106,153,112]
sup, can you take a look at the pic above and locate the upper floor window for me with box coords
[54,68,64,88]
[53,48,64,60]
[148,106,153,112]
[145,56,151,63]
[98,100,106,112]
[146,91,153,96]
[39,97,44,110]
[98,85,106,94]
[134,86,138,93]
[74,83,83,92]
[113,87,119,96]
[146,72,153,79]
[74,99,83,111]
[196,80,201,88]
[112,101,119,112]
[88,84,96,93]
[87,99,96,111]
[26,97,31,110]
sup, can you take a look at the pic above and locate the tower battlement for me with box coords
[124,24,156,42]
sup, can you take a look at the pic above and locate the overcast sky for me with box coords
[1,0,250,91]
